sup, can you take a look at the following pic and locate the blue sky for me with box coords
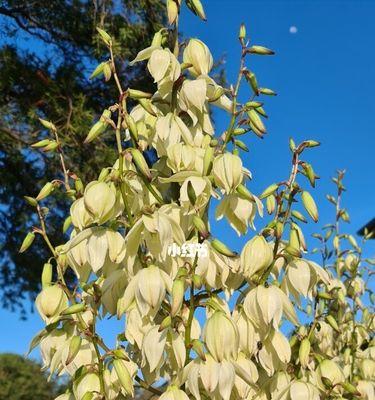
[1,0,374,357]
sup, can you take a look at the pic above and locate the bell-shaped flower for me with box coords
[36,285,68,324]
[179,79,207,114]
[216,193,263,236]
[212,153,243,194]
[240,235,273,278]
[159,386,190,400]
[196,241,236,289]
[243,285,299,331]
[316,359,345,388]
[85,228,126,273]
[148,48,180,84]
[180,176,212,212]
[154,112,193,156]
[203,310,239,362]
[83,181,117,225]
[66,237,91,282]
[73,372,101,400]
[167,143,197,173]
[257,330,291,376]
[280,381,320,400]
[233,308,259,357]
[183,355,236,400]
[117,265,172,318]
[183,38,213,76]
[70,197,94,230]
[141,325,168,372]
[101,269,128,315]
[123,204,186,266]
[282,258,330,302]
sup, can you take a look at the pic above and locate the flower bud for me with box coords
[203,311,239,361]
[211,238,237,257]
[239,23,246,40]
[183,38,213,76]
[186,0,206,21]
[39,118,56,131]
[96,27,112,46]
[65,336,82,365]
[129,148,151,181]
[113,359,134,397]
[301,191,318,222]
[61,303,86,315]
[36,285,68,323]
[192,215,209,238]
[166,0,179,25]
[171,279,185,316]
[248,45,275,55]
[299,338,311,368]
[259,183,278,199]
[248,109,266,134]
[41,262,53,288]
[212,153,243,194]
[240,235,273,277]
[326,315,339,332]
[259,87,277,96]
[36,182,54,201]
[203,145,214,176]
[19,231,35,253]
[84,109,111,143]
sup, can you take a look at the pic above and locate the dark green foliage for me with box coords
[0,0,165,313]
[0,353,63,399]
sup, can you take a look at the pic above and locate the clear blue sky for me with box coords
[1,0,374,357]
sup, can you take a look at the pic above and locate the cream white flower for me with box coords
[203,310,239,362]
[216,194,263,236]
[183,355,236,400]
[243,285,299,330]
[183,38,213,76]
[212,153,243,194]
[36,285,68,323]
[159,386,190,400]
[240,235,273,277]
[316,359,345,388]
[148,48,181,83]
[83,181,117,225]
[154,113,193,156]
[117,265,172,318]
[73,372,101,400]
[282,258,330,301]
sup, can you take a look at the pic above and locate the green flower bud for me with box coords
[211,238,237,257]
[66,336,82,365]
[61,303,86,316]
[36,182,54,201]
[41,262,53,288]
[301,191,318,222]
[259,183,278,199]
[248,45,275,55]
[19,231,35,253]
[113,359,134,397]
[129,148,151,180]
[171,279,185,316]
[299,338,311,368]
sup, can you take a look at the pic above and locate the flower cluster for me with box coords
[21,1,374,399]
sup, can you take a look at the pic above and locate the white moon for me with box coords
[289,26,298,34]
